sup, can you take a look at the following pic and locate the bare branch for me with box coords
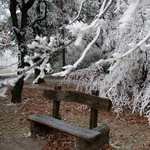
[95,31,150,67]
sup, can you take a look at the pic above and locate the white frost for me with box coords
[119,0,140,30]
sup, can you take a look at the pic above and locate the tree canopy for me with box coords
[1,0,150,123]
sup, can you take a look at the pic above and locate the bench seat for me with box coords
[27,113,109,143]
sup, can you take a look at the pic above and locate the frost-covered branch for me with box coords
[0,53,48,96]
[123,0,129,5]
[28,34,77,53]
[0,75,24,97]
[56,37,77,52]
[32,55,49,84]
[119,0,140,30]
[68,0,88,25]
[52,0,114,76]
[52,26,101,77]
[24,55,45,73]
[95,30,150,71]
[98,0,114,19]
[61,0,88,29]
[74,27,101,68]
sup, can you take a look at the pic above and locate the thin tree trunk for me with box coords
[11,76,24,103]
[35,69,45,84]
[34,57,45,84]
[11,49,29,103]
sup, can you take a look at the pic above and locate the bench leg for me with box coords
[30,120,37,140]
[30,120,51,140]
[76,125,110,150]
[76,135,109,150]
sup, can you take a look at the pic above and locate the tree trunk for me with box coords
[11,76,24,103]
[34,57,45,84]
[11,48,29,103]
[10,0,35,103]
[35,68,45,84]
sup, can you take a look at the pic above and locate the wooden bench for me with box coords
[26,86,112,150]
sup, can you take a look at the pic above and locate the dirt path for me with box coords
[0,133,47,150]
[0,81,150,150]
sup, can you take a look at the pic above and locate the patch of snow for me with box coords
[23,132,31,138]
[22,98,34,104]
[3,102,17,107]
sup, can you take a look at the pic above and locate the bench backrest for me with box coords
[43,86,112,129]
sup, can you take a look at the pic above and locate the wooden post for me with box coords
[29,120,50,140]
[30,120,37,140]
[53,86,61,119]
[76,125,109,150]
[89,90,99,129]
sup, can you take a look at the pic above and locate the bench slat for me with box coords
[27,113,102,142]
[43,90,112,112]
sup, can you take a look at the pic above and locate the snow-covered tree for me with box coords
[6,0,78,102]
[1,0,150,124]
[62,0,150,123]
